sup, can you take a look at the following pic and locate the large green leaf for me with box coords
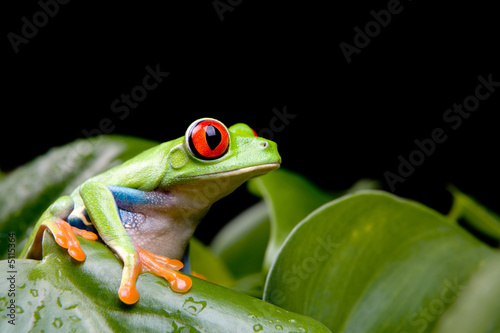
[0,135,158,259]
[247,169,334,272]
[247,169,379,273]
[0,232,331,332]
[189,237,235,287]
[210,201,270,279]
[208,200,271,296]
[263,191,496,332]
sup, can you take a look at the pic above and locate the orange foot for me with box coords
[51,220,98,261]
[118,245,192,304]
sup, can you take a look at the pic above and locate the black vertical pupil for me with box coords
[205,125,221,150]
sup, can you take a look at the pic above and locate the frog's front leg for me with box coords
[22,196,98,260]
[79,181,192,304]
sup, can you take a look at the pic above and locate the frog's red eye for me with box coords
[186,119,229,160]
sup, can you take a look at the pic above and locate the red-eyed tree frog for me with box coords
[20,118,281,304]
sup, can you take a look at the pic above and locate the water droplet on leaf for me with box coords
[253,323,263,332]
[52,318,62,328]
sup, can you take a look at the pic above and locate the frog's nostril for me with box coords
[260,141,269,148]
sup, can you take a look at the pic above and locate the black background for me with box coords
[3,1,499,243]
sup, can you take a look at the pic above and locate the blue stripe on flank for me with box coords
[107,185,151,207]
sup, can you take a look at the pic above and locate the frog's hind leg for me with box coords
[23,196,98,260]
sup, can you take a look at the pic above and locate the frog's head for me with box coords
[158,118,281,202]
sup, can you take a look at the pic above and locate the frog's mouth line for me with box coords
[187,162,281,180]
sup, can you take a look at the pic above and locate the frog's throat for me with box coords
[164,162,280,207]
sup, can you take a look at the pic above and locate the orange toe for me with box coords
[67,245,86,261]
[169,273,192,292]
[53,220,87,261]
[72,227,98,241]
[137,246,184,270]
[119,282,140,305]
[162,258,183,271]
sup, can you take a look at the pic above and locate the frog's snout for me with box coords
[257,137,282,165]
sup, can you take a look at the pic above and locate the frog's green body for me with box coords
[21,118,280,304]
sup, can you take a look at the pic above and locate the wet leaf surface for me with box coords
[0,232,331,332]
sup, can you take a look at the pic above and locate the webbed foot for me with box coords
[118,244,192,304]
[49,219,98,261]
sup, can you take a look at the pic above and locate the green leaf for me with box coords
[248,169,334,272]
[263,191,495,332]
[231,272,267,299]
[0,232,331,332]
[189,238,235,287]
[0,135,158,259]
[433,254,500,333]
[447,185,500,243]
[247,169,380,274]
[210,201,270,278]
